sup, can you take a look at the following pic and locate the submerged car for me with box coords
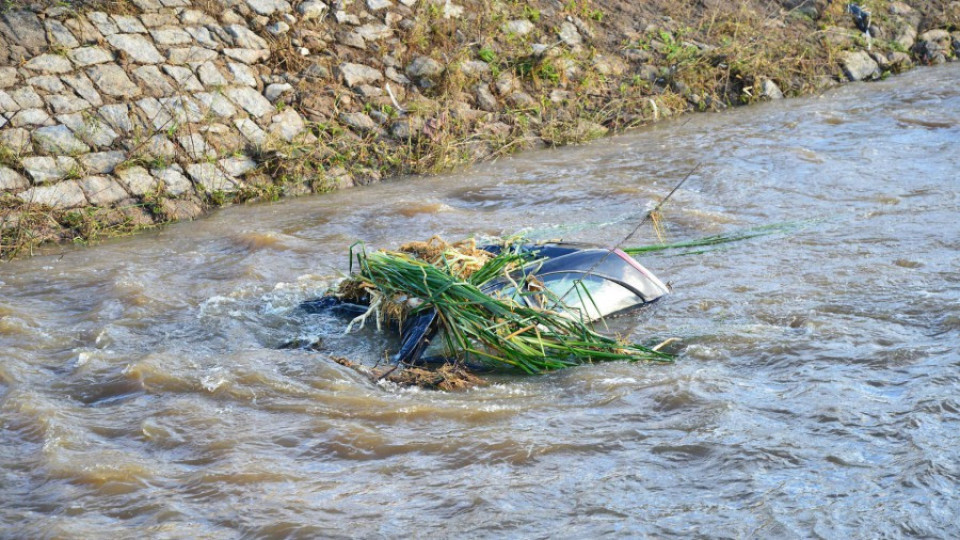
[299,243,669,366]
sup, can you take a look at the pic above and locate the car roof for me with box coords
[483,244,669,303]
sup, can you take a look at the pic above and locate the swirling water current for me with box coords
[1,64,959,538]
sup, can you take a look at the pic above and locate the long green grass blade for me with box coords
[624,221,809,256]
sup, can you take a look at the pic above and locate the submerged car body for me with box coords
[300,243,669,366]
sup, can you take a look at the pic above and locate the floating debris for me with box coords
[301,236,673,390]
[334,237,674,373]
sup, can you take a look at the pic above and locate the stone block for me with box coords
[17,180,87,208]
[106,33,165,64]
[840,50,880,81]
[194,92,237,118]
[0,166,29,191]
[269,108,305,141]
[150,27,194,46]
[225,86,274,117]
[68,47,114,67]
[0,129,31,154]
[0,67,18,88]
[186,162,237,192]
[136,97,174,130]
[219,155,257,176]
[10,87,44,109]
[225,24,269,49]
[299,1,328,20]
[334,11,360,25]
[235,117,267,145]
[357,23,392,41]
[87,64,142,98]
[116,166,159,196]
[151,166,193,195]
[223,48,270,64]
[201,123,244,154]
[340,63,383,87]
[87,12,120,36]
[406,56,444,79]
[133,65,176,96]
[460,60,492,79]
[28,75,65,93]
[760,78,784,99]
[21,156,79,184]
[185,26,221,49]
[179,10,217,26]
[98,104,133,134]
[266,21,290,36]
[165,46,219,65]
[45,94,92,115]
[246,0,293,16]
[177,132,216,160]
[338,30,366,50]
[502,20,534,36]
[265,83,293,102]
[10,108,52,128]
[138,135,178,159]
[0,89,19,113]
[197,62,229,86]
[79,175,128,206]
[558,22,582,47]
[61,74,104,107]
[131,0,163,10]
[45,19,80,49]
[58,113,120,148]
[162,65,203,91]
[339,111,376,132]
[24,54,75,74]
[112,15,148,34]
[63,18,104,46]
[159,95,205,123]
[228,63,258,87]
[79,151,127,174]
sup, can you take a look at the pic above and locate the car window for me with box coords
[537,272,645,321]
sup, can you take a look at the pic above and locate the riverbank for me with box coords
[0,0,957,258]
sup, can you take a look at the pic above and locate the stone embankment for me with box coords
[0,0,957,257]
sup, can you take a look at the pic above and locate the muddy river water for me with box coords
[2,63,959,538]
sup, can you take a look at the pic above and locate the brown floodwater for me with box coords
[2,63,959,538]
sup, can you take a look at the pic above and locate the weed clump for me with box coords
[333,237,672,385]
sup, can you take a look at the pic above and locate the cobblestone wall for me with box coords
[0,0,322,216]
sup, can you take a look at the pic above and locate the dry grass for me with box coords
[0,198,154,258]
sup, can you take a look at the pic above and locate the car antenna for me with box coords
[546,162,701,312]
